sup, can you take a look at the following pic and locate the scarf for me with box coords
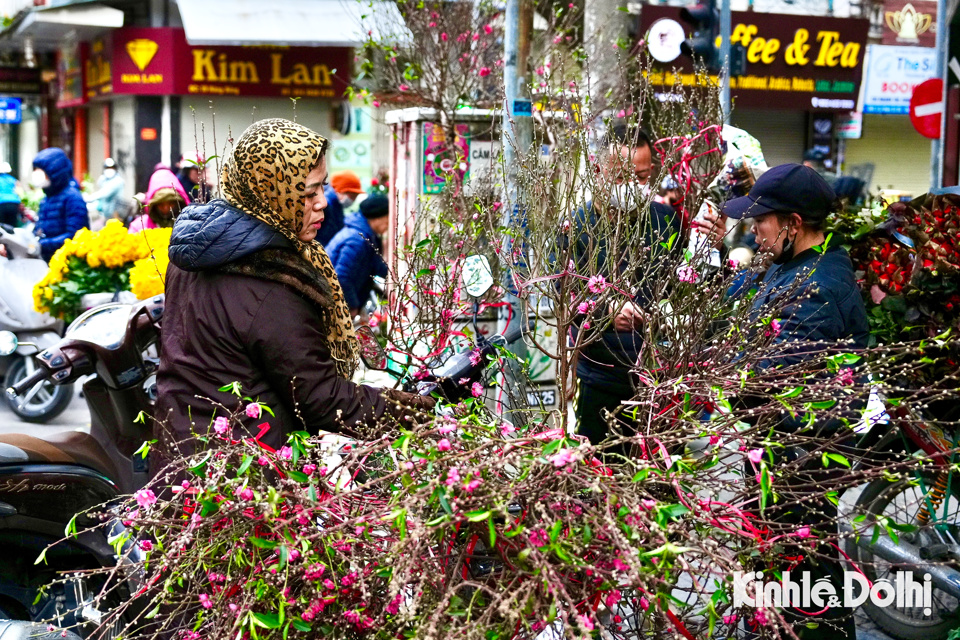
[220,118,358,379]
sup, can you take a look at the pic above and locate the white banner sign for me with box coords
[862,44,937,114]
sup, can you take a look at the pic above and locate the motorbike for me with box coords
[0,223,72,423]
[0,295,162,637]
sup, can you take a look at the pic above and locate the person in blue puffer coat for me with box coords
[326,194,389,317]
[31,148,89,261]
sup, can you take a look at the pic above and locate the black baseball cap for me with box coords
[721,163,838,222]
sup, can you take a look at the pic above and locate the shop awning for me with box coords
[2,3,123,51]
[175,0,407,48]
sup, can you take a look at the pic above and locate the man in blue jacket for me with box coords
[32,148,89,261]
[327,194,389,318]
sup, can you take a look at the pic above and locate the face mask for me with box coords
[103,168,117,178]
[340,195,355,209]
[773,231,796,265]
[30,169,49,189]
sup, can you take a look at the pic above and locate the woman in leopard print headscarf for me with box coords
[157,118,433,454]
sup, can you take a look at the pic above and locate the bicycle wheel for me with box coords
[847,474,960,640]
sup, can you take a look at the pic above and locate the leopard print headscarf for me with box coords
[220,118,358,378]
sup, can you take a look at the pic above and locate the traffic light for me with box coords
[679,2,720,73]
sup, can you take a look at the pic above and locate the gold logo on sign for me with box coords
[885,3,933,43]
[126,39,159,71]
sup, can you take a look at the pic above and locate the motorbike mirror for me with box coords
[356,326,388,371]
[462,254,493,298]
[0,331,17,356]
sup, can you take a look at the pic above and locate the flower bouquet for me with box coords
[32,220,172,322]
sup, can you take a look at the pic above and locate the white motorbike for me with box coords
[0,223,71,422]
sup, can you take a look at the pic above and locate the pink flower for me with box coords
[478,67,491,77]
[279,446,293,460]
[553,35,563,44]
[323,579,335,590]
[258,456,270,466]
[583,322,591,330]
[398,84,410,92]
[138,539,153,551]
[769,319,782,336]
[440,32,448,41]
[587,274,607,293]
[344,610,360,625]
[199,593,213,609]
[578,614,595,631]
[445,467,461,486]
[438,422,456,435]
[134,489,157,509]
[471,382,484,397]
[836,369,855,386]
[549,448,577,468]
[641,498,657,510]
[501,423,516,436]
[747,448,764,465]
[723,614,737,625]
[536,66,545,76]
[795,526,811,538]
[612,558,630,572]
[303,464,317,476]
[372,100,380,108]
[528,528,549,547]
[605,590,622,607]
[386,593,402,615]
[235,487,254,501]
[640,596,650,610]
[469,350,482,366]
[437,438,452,451]
[245,402,261,419]
[569,80,577,89]
[181,480,191,489]
[484,24,493,34]
[709,434,720,445]
[464,478,482,493]
[214,416,230,436]
[677,265,698,283]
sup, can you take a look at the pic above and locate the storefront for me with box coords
[59,26,353,193]
[639,7,869,171]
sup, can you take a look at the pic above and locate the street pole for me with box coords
[500,0,531,361]
[720,0,732,123]
[932,0,947,189]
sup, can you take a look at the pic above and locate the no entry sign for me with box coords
[910,78,944,139]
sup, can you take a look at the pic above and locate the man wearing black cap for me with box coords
[723,163,867,640]
[327,194,390,319]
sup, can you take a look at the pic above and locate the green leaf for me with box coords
[807,399,837,410]
[823,452,851,468]
[250,537,279,549]
[278,545,289,568]
[218,382,242,396]
[416,268,433,278]
[438,490,453,515]
[252,613,282,629]
[488,518,497,548]
[34,548,48,565]
[292,620,312,632]
[188,452,212,475]
[134,439,152,458]
[287,470,309,483]
[542,439,563,456]
[237,455,254,475]
[64,513,79,537]
[466,510,491,522]
[776,387,804,399]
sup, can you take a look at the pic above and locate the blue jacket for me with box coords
[169,198,287,270]
[33,148,89,260]
[316,185,345,247]
[747,243,869,368]
[326,213,387,311]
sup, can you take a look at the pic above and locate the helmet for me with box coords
[103,157,117,169]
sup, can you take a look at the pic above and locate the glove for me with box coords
[380,388,437,427]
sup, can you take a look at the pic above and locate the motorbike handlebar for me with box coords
[7,366,49,397]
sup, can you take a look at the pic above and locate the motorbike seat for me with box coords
[0,431,119,483]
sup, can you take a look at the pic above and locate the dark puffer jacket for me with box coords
[326,212,387,311]
[157,199,387,453]
[33,148,89,260]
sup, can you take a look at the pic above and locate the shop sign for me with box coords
[105,28,351,99]
[0,67,42,95]
[638,7,869,111]
[0,98,22,124]
[862,45,936,114]
[882,0,936,47]
[837,111,863,139]
[423,123,470,195]
[86,35,113,99]
[57,43,88,108]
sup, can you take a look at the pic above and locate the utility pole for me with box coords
[720,0,732,123]
[931,0,947,189]
[584,0,631,114]
[499,0,532,359]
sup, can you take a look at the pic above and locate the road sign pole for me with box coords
[931,0,947,189]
